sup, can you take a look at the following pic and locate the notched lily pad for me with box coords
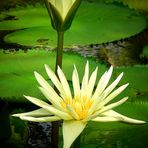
[0,1,146,47]
[0,50,106,103]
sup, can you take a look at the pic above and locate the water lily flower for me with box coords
[45,0,81,31]
[12,62,145,148]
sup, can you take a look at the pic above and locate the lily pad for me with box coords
[0,50,106,103]
[114,65,148,92]
[1,50,148,103]
[142,45,148,58]
[0,1,147,47]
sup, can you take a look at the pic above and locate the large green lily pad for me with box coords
[0,50,148,104]
[103,0,148,11]
[0,1,147,47]
[0,50,106,102]
[142,46,148,58]
[114,65,148,92]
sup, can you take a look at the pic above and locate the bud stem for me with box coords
[51,31,64,148]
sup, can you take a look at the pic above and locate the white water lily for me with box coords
[12,62,145,148]
[46,0,81,31]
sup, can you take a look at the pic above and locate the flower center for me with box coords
[60,96,93,120]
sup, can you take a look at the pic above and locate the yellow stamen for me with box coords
[60,97,94,120]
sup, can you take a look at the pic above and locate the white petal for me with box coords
[91,116,119,122]
[63,120,87,148]
[100,83,129,106]
[72,65,80,99]
[105,65,113,83]
[57,66,72,100]
[24,95,51,107]
[88,97,128,120]
[86,67,98,98]
[98,97,128,114]
[34,71,60,98]
[92,66,113,99]
[24,95,71,120]
[44,64,65,98]
[92,72,106,98]
[20,115,61,122]
[81,61,89,97]
[39,87,63,110]
[102,110,145,124]
[101,72,124,100]
[12,108,51,117]
[85,66,113,118]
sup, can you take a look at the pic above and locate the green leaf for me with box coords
[0,1,146,46]
[0,50,106,103]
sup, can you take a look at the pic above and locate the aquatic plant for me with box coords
[13,62,145,148]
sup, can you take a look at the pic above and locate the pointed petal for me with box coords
[102,72,124,99]
[72,65,80,99]
[34,71,60,99]
[24,95,52,108]
[93,66,113,99]
[88,97,128,120]
[81,61,89,96]
[44,64,65,97]
[92,72,106,98]
[99,97,128,114]
[39,87,63,110]
[57,66,72,100]
[91,116,119,122]
[34,71,50,89]
[63,120,87,148]
[24,95,71,120]
[20,115,61,122]
[88,83,127,120]
[86,67,113,118]
[87,67,98,98]
[100,83,129,106]
[12,108,51,117]
[102,110,145,124]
